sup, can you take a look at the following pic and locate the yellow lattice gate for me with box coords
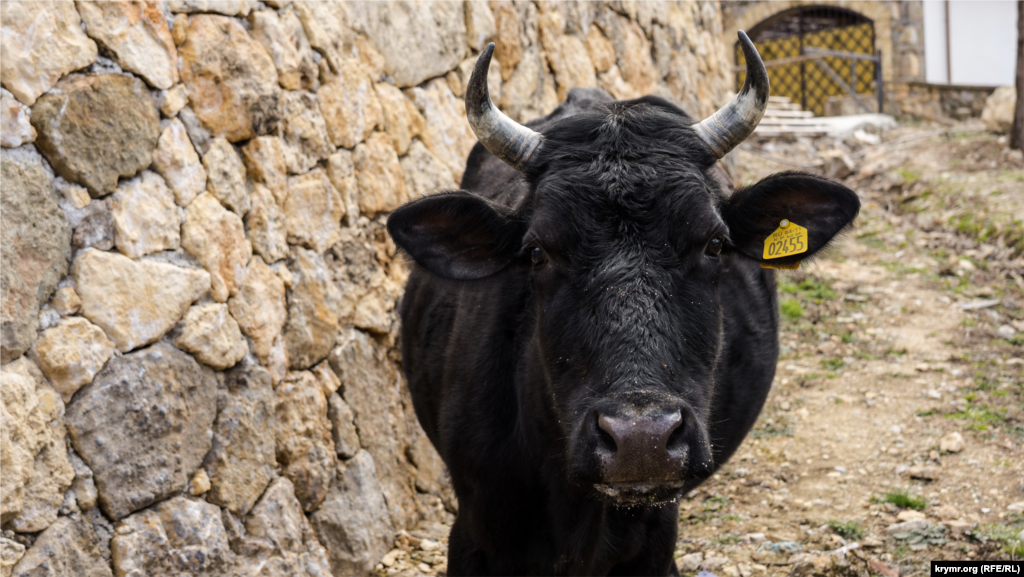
[735,6,883,116]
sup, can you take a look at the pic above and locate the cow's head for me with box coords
[388,33,859,505]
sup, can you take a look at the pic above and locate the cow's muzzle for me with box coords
[589,404,711,504]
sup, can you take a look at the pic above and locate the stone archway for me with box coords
[722,0,894,84]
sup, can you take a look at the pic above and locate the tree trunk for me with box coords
[1011,0,1024,149]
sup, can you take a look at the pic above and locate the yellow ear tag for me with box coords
[760,219,807,269]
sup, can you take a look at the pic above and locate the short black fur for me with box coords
[388,88,859,576]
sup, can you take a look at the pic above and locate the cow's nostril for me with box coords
[596,414,618,453]
[666,411,687,452]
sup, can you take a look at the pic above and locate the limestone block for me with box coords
[0,1,97,105]
[1,146,71,362]
[31,74,160,197]
[346,1,467,88]
[111,171,182,258]
[204,362,276,515]
[312,362,341,398]
[330,328,417,529]
[407,78,476,183]
[245,183,290,264]
[982,86,1016,134]
[159,84,189,117]
[465,0,497,51]
[189,469,211,495]
[50,286,81,317]
[598,64,639,101]
[540,13,597,100]
[241,136,289,204]
[275,371,337,512]
[0,359,75,532]
[181,193,252,303]
[0,91,35,148]
[250,7,318,91]
[407,429,448,498]
[492,0,522,80]
[317,59,382,149]
[71,200,114,252]
[66,343,218,520]
[76,0,178,89]
[284,248,342,370]
[329,224,402,335]
[229,256,287,363]
[328,394,360,459]
[177,106,212,155]
[178,14,281,142]
[284,168,345,252]
[242,477,332,575]
[401,139,458,200]
[29,317,115,404]
[291,1,356,74]
[375,82,424,156]
[172,302,248,370]
[310,450,395,576]
[279,91,334,174]
[325,150,360,225]
[353,132,408,217]
[168,0,255,16]
[73,249,210,352]
[202,138,250,216]
[111,497,238,575]
[1,538,25,577]
[586,25,616,73]
[600,11,657,94]
[10,517,112,577]
[69,450,98,512]
[152,118,207,207]
[500,45,559,123]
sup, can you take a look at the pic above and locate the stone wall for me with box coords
[0,1,730,575]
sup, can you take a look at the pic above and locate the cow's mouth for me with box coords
[593,481,685,506]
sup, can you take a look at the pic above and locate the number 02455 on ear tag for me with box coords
[762,219,808,263]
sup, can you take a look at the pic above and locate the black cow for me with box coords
[387,32,859,576]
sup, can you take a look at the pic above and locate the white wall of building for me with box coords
[923,0,1018,86]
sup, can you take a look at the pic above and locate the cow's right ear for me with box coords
[387,191,525,281]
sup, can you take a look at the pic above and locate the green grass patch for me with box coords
[877,488,927,510]
[976,519,1024,557]
[820,358,845,371]
[946,405,1006,431]
[780,299,804,320]
[828,519,866,541]
[751,422,794,439]
[779,276,837,303]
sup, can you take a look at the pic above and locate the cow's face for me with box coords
[388,99,859,505]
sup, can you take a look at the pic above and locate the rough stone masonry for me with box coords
[0,1,730,575]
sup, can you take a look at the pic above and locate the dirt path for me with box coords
[374,123,1024,577]
[674,125,1024,576]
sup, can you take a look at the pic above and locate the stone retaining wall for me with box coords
[0,1,729,575]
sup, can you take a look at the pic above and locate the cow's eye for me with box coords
[705,237,724,257]
[531,246,547,265]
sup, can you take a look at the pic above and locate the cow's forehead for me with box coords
[528,150,724,255]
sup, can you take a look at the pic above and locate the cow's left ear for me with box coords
[387,191,526,280]
[722,172,860,264]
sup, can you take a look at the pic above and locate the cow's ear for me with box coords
[387,191,525,280]
[722,172,860,264]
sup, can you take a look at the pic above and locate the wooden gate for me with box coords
[734,6,883,116]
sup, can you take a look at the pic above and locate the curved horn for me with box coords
[694,30,770,159]
[466,43,543,172]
